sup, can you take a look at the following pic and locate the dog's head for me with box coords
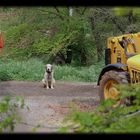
[45,64,53,73]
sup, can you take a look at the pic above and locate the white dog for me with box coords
[42,64,55,89]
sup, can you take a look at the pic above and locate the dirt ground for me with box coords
[0,81,99,133]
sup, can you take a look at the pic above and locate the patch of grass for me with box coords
[54,61,104,82]
[0,58,104,82]
[0,58,44,81]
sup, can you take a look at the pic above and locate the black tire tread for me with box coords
[99,70,130,102]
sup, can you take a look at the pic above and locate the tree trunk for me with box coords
[89,17,103,62]
[128,10,135,24]
[66,46,72,64]
[80,48,87,65]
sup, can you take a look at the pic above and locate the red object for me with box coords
[0,34,4,49]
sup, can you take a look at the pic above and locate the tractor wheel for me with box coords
[99,70,130,105]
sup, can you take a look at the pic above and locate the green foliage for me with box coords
[54,61,104,82]
[60,84,140,133]
[0,58,44,81]
[113,7,140,18]
[0,96,25,132]
[0,58,104,82]
[6,23,28,46]
[5,22,43,59]
[31,30,79,58]
[1,7,97,65]
[2,7,140,65]
[125,24,140,33]
[113,7,133,16]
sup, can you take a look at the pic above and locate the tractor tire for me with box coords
[99,70,130,105]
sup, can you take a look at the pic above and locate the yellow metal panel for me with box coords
[127,54,140,70]
[127,54,140,83]
[107,37,127,64]
[133,33,140,53]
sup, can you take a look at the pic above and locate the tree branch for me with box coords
[96,8,125,33]
[75,7,86,16]
[81,7,87,15]
[54,7,65,20]
[37,8,64,21]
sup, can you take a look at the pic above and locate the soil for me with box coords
[0,81,99,133]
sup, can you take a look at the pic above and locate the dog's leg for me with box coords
[46,84,49,89]
[42,79,46,88]
[50,85,54,89]
[50,72,54,89]
[50,81,54,89]
[46,81,49,89]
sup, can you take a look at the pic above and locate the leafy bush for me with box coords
[6,23,29,47]
[0,58,44,81]
[0,58,104,82]
[0,96,25,132]
[54,61,104,82]
[60,84,140,133]
[2,8,97,65]
[31,30,79,60]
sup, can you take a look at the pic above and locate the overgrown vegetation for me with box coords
[0,58,44,81]
[1,7,140,65]
[0,96,25,132]
[60,84,140,133]
[0,58,104,82]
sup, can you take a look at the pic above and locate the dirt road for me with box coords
[0,81,99,133]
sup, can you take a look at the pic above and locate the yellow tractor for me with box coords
[98,32,140,103]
